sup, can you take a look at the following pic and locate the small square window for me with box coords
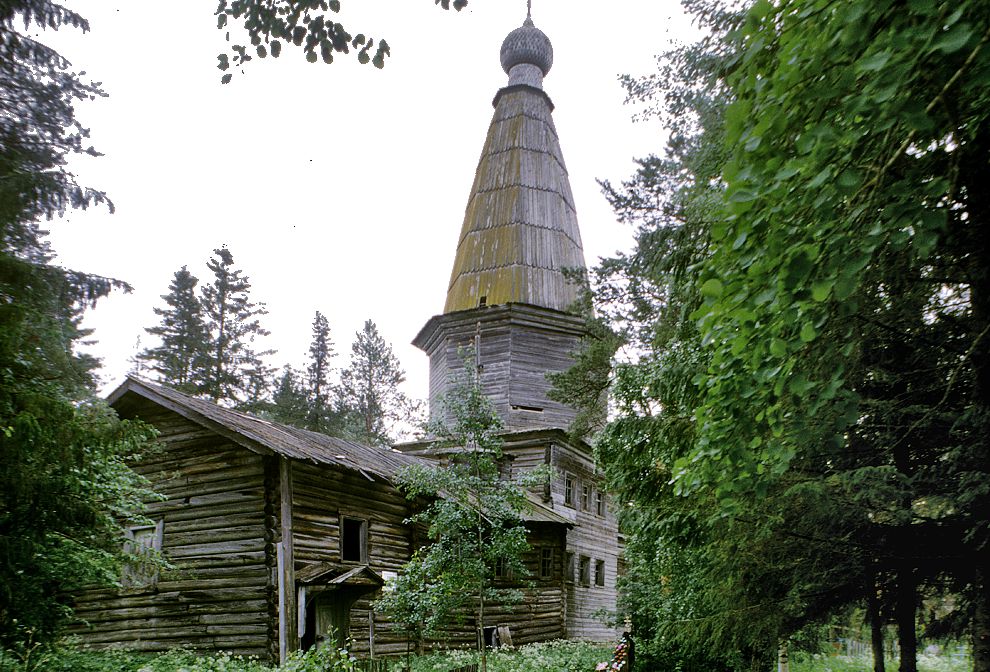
[540,548,553,579]
[596,490,605,517]
[494,556,509,579]
[341,516,368,563]
[581,485,591,511]
[579,556,591,586]
[564,474,574,507]
[595,559,605,587]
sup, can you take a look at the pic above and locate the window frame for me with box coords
[122,519,164,587]
[539,547,554,579]
[564,552,575,584]
[581,484,591,512]
[596,490,605,517]
[595,559,605,587]
[564,473,575,508]
[494,556,510,580]
[340,514,369,564]
[579,555,591,587]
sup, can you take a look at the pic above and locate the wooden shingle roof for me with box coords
[443,38,586,314]
[108,376,426,483]
[108,376,568,525]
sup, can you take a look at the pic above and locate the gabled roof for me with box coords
[108,376,426,483]
[295,562,384,587]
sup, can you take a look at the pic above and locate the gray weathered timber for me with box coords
[414,304,586,432]
[70,397,271,659]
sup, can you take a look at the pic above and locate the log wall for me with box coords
[419,305,587,432]
[71,401,272,659]
[289,462,414,657]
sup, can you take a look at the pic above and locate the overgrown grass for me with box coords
[791,652,971,672]
[408,640,612,672]
[0,640,611,672]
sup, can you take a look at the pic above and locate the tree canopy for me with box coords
[216,0,469,82]
[337,319,420,445]
[570,0,990,669]
[1,0,158,649]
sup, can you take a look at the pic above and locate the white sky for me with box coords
[44,0,696,402]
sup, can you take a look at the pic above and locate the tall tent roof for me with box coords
[443,16,586,314]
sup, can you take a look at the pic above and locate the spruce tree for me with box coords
[1,0,158,647]
[199,247,273,404]
[268,366,310,428]
[305,311,336,432]
[337,319,418,445]
[137,266,207,393]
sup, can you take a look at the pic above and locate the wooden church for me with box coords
[72,13,621,664]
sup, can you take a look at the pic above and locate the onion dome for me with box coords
[442,15,584,315]
[499,17,553,78]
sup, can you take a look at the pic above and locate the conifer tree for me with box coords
[1,0,158,647]
[268,366,310,428]
[337,319,418,445]
[378,360,533,672]
[305,310,336,432]
[137,266,207,393]
[199,247,273,404]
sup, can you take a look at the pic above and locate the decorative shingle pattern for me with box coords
[443,86,586,314]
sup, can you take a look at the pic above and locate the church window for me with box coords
[595,559,605,587]
[596,490,605,517]
[581,485,591,511]
[564,474,574,507]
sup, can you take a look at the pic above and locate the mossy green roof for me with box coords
[443,86,586,314]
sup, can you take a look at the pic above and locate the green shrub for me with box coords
[2,639,613,672]
[0,646,269,672]
[279,643,359,672]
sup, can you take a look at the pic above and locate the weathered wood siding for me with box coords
[290,462,413,657]
[550,442,621,641]
[418,305,587,432]
[72,401,272,659]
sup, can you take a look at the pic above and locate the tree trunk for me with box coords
[894,565,917,672]
[867,578,886,672]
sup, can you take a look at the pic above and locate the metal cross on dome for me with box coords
[527,0,532,20]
